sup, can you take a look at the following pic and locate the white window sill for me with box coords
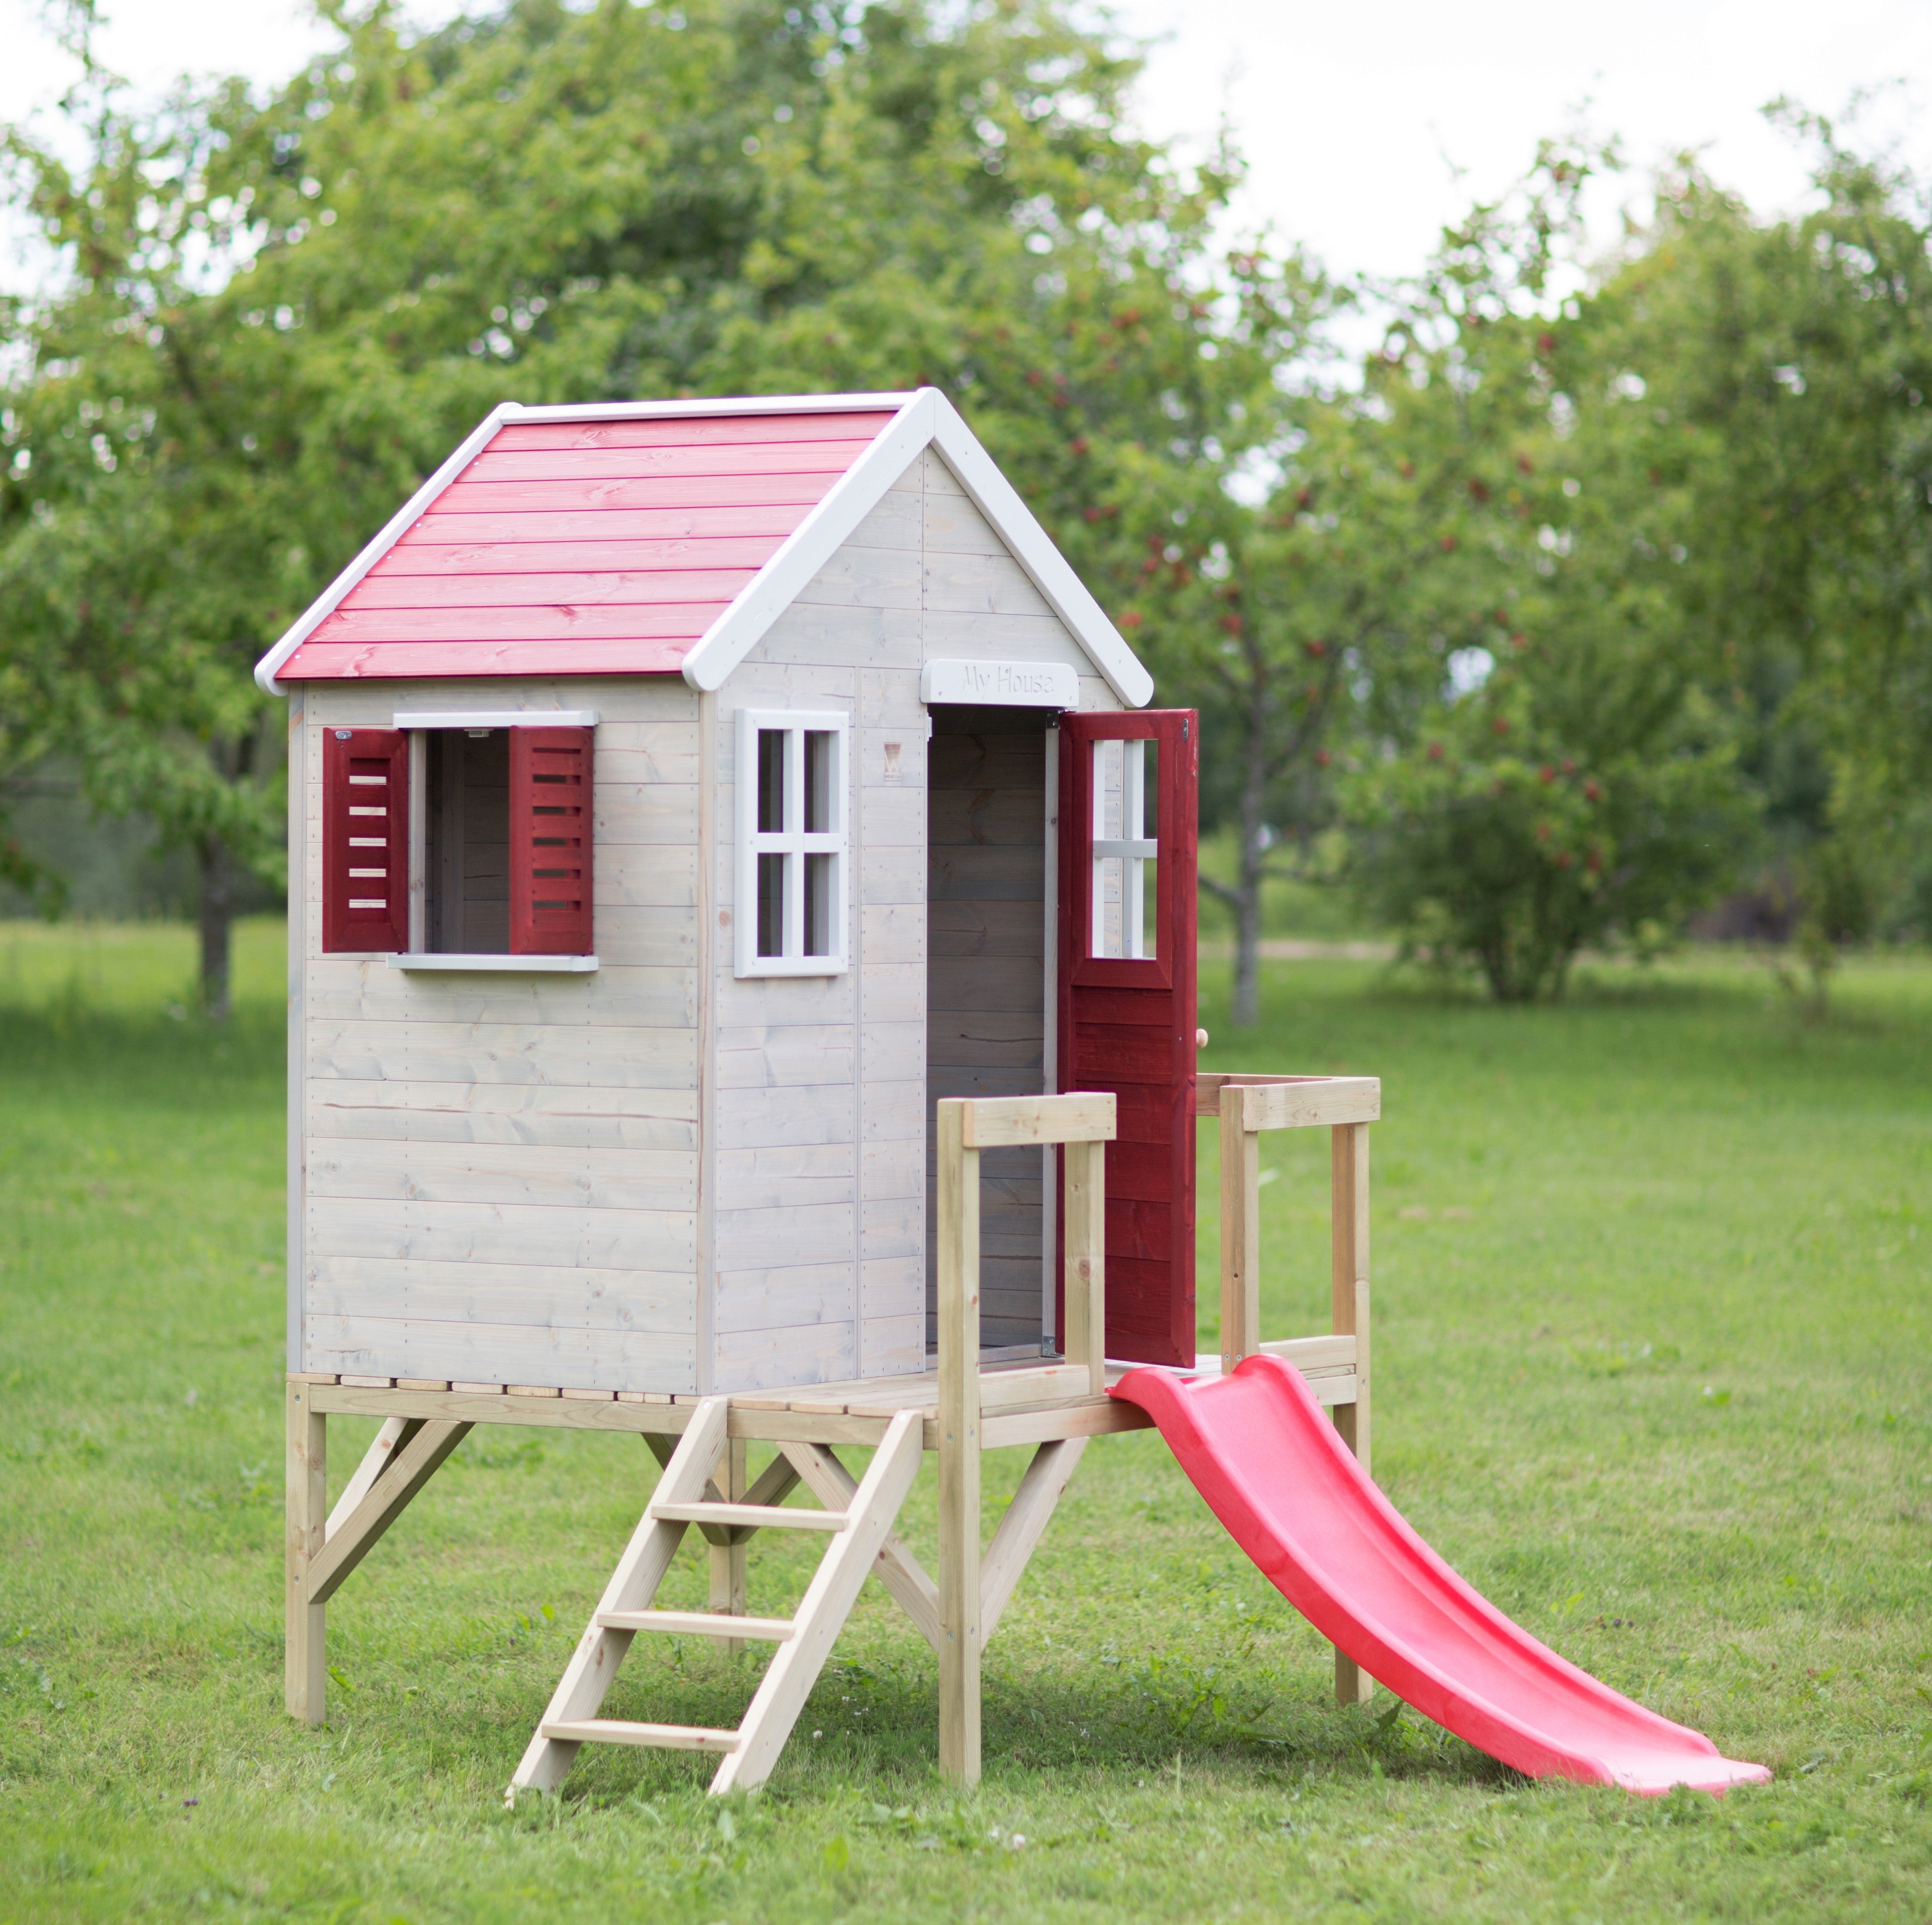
[387,953,598,973]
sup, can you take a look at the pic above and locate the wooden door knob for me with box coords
[1195,1028,1209,1049]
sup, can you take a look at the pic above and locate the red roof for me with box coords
[277,407,899,681]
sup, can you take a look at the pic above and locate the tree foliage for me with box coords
[0,0,1269,1004]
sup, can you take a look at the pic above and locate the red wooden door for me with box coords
[1056,709,1198,1366]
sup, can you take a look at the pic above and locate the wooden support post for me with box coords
[1331,1121,1373,1706]
[935,1098,982,1788]
[1219,1086,1261,1371]
[285,1379,327,1725]
[1062,1137,1107,1395]
[709,1438,748,1656]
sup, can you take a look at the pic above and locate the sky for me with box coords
[1,0,1929,289]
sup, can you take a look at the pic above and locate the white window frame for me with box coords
[1091,736,1158,960]
[734,707,851,978]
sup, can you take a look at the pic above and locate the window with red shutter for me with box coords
[509,726,594,955]
[321,728,410,953]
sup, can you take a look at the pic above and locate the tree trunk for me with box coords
[197,835,236,1021]
[1227,703,1274,1030]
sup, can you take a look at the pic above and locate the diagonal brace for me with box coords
[306,1419,472,1606]
[781,1440,944,1653]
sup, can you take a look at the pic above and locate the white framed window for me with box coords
[1091,736,1159,959]
[734,708,850,977]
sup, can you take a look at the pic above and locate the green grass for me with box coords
[3,921,1931,1921]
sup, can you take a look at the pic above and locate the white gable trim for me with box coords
[928,392,1152,707]
[678,391,936,692]
[679,388,1152,707]
[255,403,518,695]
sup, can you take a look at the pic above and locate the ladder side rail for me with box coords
[779,1440,944,1654]
[508,1397,730,1801]
[710,1409,926,1794]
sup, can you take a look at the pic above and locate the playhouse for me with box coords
[265,389,1766,1801]
[262,387,1205,1395]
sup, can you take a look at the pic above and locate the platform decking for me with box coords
[294,1333,1357,1451]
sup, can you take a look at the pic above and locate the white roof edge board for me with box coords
[681,387,1153,706]
[253,401,521,696]
[678,391,937,691]
[925,392,1152,708]
[503,392,916,423]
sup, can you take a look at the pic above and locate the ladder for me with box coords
[506,1397,924,1801]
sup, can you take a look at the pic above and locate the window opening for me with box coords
[735,709,849,977]
[426,728,510,954]
[1091,736,1158,960]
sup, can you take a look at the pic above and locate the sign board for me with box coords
[920,658,1079,708]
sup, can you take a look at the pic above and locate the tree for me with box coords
[1581,116,1932,993]
[0,0,1262,1008]
[1335,141,1758,997]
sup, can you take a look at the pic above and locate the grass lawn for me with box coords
[3,918,1930,1922]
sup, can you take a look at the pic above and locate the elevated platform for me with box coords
[291,1332,1360,1452]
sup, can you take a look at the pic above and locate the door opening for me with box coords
[925,704,1055,1356]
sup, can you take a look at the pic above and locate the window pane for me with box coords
[803,730,835,834]
[1090,736,1158,959]
[804,852,835,956]
[757,851,786,957]
[757,729,786,834]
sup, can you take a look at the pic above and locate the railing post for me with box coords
[1062,1136,1107,1395]
[1330,1120,1373,1705]
[1219,1085,1261,1371]
[935,1098,982,1786]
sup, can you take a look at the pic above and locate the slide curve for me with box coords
[1110,1354,1769,1794]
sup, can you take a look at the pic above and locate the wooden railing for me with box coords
[929,1075,1384,1774]
[933,1091,1116,1785]
[1199,1070,1380,1704]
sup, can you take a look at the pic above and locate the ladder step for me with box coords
[597,1608,795,1641]
[650,1500,848,1532]
[541,1718,741,1754]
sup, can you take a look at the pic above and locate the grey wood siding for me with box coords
[296,675,704,1393]
[705,445,1119,1392]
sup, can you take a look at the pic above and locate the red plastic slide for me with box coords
[1110,1355,1770,1794]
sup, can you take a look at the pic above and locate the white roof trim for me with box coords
[681,388,1152,705]
[678,391,937,692]
[255,402,518,695]
[255,387,1152,707]
[494,392,916,423]
[927,391,1152,707]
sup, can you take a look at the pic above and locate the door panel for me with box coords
[1056,709,1198,1366]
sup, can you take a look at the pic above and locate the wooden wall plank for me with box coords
[713,1320,855,1391]
[306,1020,698,1089]
[305,960,696,1026]
[307,1255,695,1332]
[307,1196,697,1272]
[303,1313,696,1393]
[714,1201,855,1268]
[307,1138,697,1212]
[714,1264,855,1333]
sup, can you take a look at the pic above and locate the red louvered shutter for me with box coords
[322,728,410,953]
[509,726,594,955]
